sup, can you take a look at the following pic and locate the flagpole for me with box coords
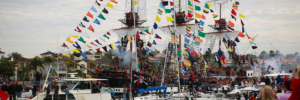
[161,46,168,86]
[173,0,181,93]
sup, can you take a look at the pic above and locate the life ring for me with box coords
[231,71,235,76]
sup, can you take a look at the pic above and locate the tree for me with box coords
[259,51,269,60]
[89,60,97,70]
[269,50,276,58]
[101,50,113,60]
[43,56,56,70]
[149,49,160,56]
[75,69,84,77]
[7,52,22,58]
[27,56,45,71]
[49,68,57,77]
[0,58,17,81]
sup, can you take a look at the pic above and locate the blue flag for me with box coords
[159,2,165,9]
[146,47,150,53]
[184,38,190,44]
[232,41,237,46]
[94,18,100,25]
[242,26,245,33]
[224,32,230,40]
[200,20,205,26]
[95,39,102,45]
[153,22,158,29]
[218,50,223,57]
[73,42,81,49]
[153,40,157,45]
[90,6,97,13]
[81,52,88,60]
[115,41,121,44]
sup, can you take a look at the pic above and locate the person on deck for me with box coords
[61,83,70,94]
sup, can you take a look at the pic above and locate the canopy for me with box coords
[63,78,108,81]
[199,85,215,88]
[138,86,166,94]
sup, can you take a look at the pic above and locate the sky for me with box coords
[0,0,299,58]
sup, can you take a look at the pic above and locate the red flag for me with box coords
[86,11,93,18]
[0,90,9,100]
[231,9,236,16]
[170,1,174,6]
[91,42,97,46]
[96,48,102,53]
[194,0,200,3]
[201,14,206,20]
[238,32,245,38]
[191,50,197,56]
[188,12,193,18]
[226,29,233,32]
[136,33,140,39]
[88,25,94,32]
[248,36,254,41]
[220,56,225,63]
[215,20,219,24]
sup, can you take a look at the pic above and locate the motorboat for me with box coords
[226,85,259,99]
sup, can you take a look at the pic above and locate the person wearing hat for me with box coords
[8,82,17,100]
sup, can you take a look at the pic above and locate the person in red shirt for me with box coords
[289,67,300,100]
[283,75,289,83]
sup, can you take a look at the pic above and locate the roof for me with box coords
[63,78,108,81]
[6,57,29,62]
[95,58,111,64]
[40,51,53,55]
[86,51,93,55]
[155,53,166,58]
[75,60,88,63]
[149,57,158,61]
[0,51,5,53]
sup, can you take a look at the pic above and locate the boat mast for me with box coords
[129,0,135,99]
[175,0,181,93]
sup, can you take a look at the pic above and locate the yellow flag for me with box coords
[106,2,113,9]
[70,35,79,38]
[58,56,62,59]
[166,16,173,22]
[183,50,187,55]
[134,1,138,5]
[239,13,245,18]
[183,59,191,67]
[155,16,161,22]
[208,3,212,7]
[232,3,238,10]
[86,44,92,48]
[176,68,178,71]
[188,6,194,11]
[228,46,232,52]
[205,63,207,68]
[195,12,201,18]
[71,49,79,53]
[128,36,132,42]
[63,52,70,58]
[66,37,74,44]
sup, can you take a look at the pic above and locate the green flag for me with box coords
[198,31,206,38]
[205,3,209,9]
[177,50,181,55]
[195,42,200,45]
[198,25,204,29]
[188,0,193,6]
[103,34,109,39]
[98,13,106,20]
[165,9,171,13]
[188,10,193,13]
[195,5,201,11]
[122,38,127,42]
[78,37,86,43]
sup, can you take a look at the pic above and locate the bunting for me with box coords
[79,22,85,28]
[88,25,94,32]
[96,48,102,53]
[90,6,97,13]
[83,16,89,22]
[108,44,114,50]
[106,2,113,9]
[85,44,92,48]
[62,43,69,49]
[75,26,82,33]
[102,8,108,14]
[86,12,93,18]
[73,42,81,49]
[98,13,106,20]
[102,46,108,52]
[66,37,74,44]
[94,18,100,25]
[78,37,86,43]
[70,35,79,38]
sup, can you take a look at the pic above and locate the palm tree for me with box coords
[28,56,45,72]
[43,56,56,71]
[89,60,97,70]
[8,52,23,58]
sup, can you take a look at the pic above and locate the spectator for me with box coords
[243,92,249,100]
[1,82,8,93]
[53,82,59,100]
[288,67,300,100]
[278,80,292,100]
[276,75,283,85]
[32,85,38,97]
[265,76,271,85]
[185,96,189,100]
[15,81,21,98]
[17,82,23,98]
[188,81,193,95]
[60,83,70,94]
[35,71,41,87]
[283,75,289,83]
[235,92,241,100]
[123,86,127,100]
[8,82,17,100]
[257,85,277,100]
